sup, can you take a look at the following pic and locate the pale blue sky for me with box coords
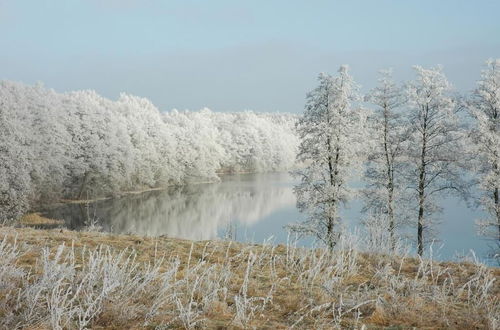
[1,0,499,112]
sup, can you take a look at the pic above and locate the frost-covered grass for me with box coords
[0,226,498,329]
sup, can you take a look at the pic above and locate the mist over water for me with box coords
[43,172,496,265]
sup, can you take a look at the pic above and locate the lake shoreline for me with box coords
[33,170,291,207]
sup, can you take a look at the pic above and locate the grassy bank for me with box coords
[0,223,499,329]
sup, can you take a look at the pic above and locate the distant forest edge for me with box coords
[0,81,298,222]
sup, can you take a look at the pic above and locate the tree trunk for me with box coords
[383,107,396,250]
[388,184,395,250]
[493,153,499,241]
[326,136,340,250]
[417,185,425,256]
[417,107,428,257]
[326,215,335,250]
[78,171,90,199]
[494,186,499,241]
[327,151,337,250]
[493,111,499,242]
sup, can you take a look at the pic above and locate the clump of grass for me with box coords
[0,226,498,329]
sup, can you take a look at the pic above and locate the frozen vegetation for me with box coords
[0,82,298,223]
[0,227,498,329]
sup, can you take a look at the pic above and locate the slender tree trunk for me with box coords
[388,182,395,250]
[417,175,425,256]
[492,110,499,242]
[326,136,340,249]
[494,185,499,241]
[327,139,335,249]
[491,109,500,241]
[417,107,428,256]
[78,171,90,199]
[327,152,339,249]
[326,215,335,250]
[383,107,396,250]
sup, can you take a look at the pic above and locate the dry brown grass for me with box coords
[19,213,65,226]
[0,224,498,329]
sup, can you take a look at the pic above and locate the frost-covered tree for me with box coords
[406,66,467,256]
[163,108,225,181]
[362,69,408,250]
[23,85,73,202]
[468,59,500,242]
[62,90,131,198]
[291,66,367,248]
[118,94,179,187]
[0,82,33,222]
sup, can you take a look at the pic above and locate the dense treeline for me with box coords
[0,81,298,222]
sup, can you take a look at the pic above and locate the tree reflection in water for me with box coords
[44,173,296,241]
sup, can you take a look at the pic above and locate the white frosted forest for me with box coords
[0,81,298,222]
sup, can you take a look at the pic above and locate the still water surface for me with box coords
[43,172,497,264]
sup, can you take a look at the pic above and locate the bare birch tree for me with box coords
[291,66,367,249]
[362,69,409,250]
[406,66,468,256]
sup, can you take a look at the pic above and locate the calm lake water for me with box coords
[43,172,497,265]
